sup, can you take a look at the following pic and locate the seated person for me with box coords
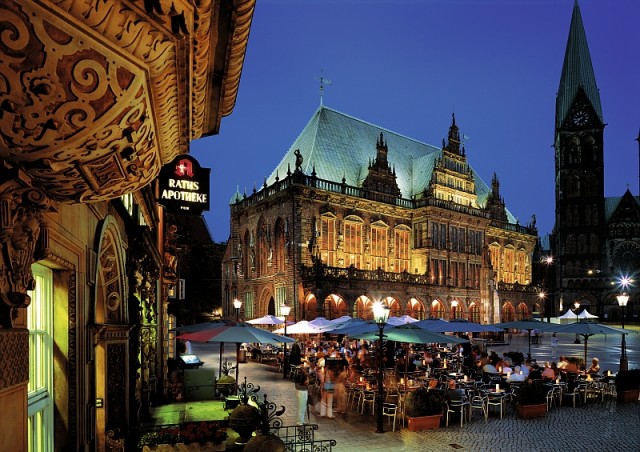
[445,379,466,401]
[557,356,569,370]
[527,364,543,381]
[482,361,499,374]
[587,357,600,374]
[506,366,526,383]
[563,359,579,373]
[541,364,556,381]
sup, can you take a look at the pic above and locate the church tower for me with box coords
[553,0,606,278]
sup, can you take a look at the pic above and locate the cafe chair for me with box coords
[469,393,488,423]
[350,389,363,412]
[382,403,398,431]
[361,390,376,415]
[545,386,559,411]
[486,392,506,419]
[446,398,469,427]
[562,384,580,408]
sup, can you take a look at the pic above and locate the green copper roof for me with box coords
[556,0,603,127]
[266,106,517,223]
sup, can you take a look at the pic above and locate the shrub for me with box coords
[517,380,548,405]
[615,369,640,392]
[404,387,445,417]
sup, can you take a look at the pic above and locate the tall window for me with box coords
[516,250,526,283]
[394,228,410,272]
[371,225,387,271]
[504,247,515,283]
[469,303,480,323]
[344,219,363,268]
[489,245,500,277]
[244,291,255,319]
[27,264,54,452]
[413,221,427,248]
[321,215,336,266]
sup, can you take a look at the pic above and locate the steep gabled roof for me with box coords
[266,106,516,223]
[605,190,640,224]
[556,0,603,128]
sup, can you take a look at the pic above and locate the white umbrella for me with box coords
[273,320,324,335]
[246,314,284,325]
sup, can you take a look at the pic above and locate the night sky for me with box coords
[191,0,640,243]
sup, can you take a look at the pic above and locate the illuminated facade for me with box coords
[222,107,540,327]
[0,0,255,450]
[549,1,640,321]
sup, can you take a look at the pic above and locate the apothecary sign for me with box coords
[158,155,210,214]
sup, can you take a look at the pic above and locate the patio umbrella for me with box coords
[352,323,469,345]
[178,322,295,382]
[386,315,419,326]
[546,321,636,366]
[412,318,451,331]
[428,319,503,334]
[246,314,284,325]
[273,320,325,335]
[491,319,556,359]
[330,320,378,336]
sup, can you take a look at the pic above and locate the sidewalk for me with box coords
[171,337,640,452]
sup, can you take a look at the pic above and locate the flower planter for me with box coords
[517,403,547,419]
[617,389,639,403]
[406,414,441,431]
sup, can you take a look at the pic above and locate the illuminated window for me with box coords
[27,264,53,452]
[431,300,444,319]
[121,193,134,216]
[371,225,387,271]
[394,228,410,273]
[504,247,515,283]
[469,303,480,323]
[344,218,363,268]
[320,215,336,266]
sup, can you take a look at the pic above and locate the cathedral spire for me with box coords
[556,0,603,128]
[446,113,461,154]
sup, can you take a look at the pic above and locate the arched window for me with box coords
[344,216,364,268]
[469,303,480,323]
[355,295,372,319]
[274,218,286,272]
[406,298,425,320]
[502,303,515,322]
[370,221,388,271]
[517,303,529,320]
[320,213,336,266]
[323,294,349,320]
[431,300,444,319]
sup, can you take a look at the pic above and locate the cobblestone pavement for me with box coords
[188,330,640,452]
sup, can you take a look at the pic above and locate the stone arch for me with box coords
[257,286,274,319]
[502,302,515,322]
[322,293,349,320]
[382,296,401,317]
[303,293,318,321]
[94,215,128,324]
[516,302,529,320]
[355,295,373,319]
[430,299,444,319]
[469,302,481,323]
[406,297,425,320]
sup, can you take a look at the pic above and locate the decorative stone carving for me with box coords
[0,166,53,328]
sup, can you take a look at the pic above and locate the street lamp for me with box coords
[281,303,291,379]
[372,301,390,434]
[233,298,242,383]
[233,298,242,322]
[617,292,629,371]
[538,291,546,321]
[544,256,555,322]
[573,301,581,344]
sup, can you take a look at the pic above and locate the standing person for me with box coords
[551,333,559,358]
[294,367,310,425]
[320,367,335,418]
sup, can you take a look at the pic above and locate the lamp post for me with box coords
[573,301,581,344]
[544,256,554,322]
[617,293,629,372]
[232,298,242,382]
[281,303,291,379]
[373,301,390,434]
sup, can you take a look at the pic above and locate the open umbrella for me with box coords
[428,319,503,334]
[546,321,636,366]
[412,318,451,331]
[246,314,284,325]
[273,320,325,335]
[352,323,469,345]
[386,315,419,326]
[178,322,295,382]
[492,319,557,359]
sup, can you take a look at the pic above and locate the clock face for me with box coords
[572,110,589,126]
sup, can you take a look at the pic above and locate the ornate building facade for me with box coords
[0,1,254,450]
[549,1,640,322]
[222,107,540,327]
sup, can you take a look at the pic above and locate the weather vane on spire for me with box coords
[315,70,332,106]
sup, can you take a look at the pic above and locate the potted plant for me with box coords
[615,369,640,402]
[516,380,548,419]
[403,387,444,431]
[217,360,237,398]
